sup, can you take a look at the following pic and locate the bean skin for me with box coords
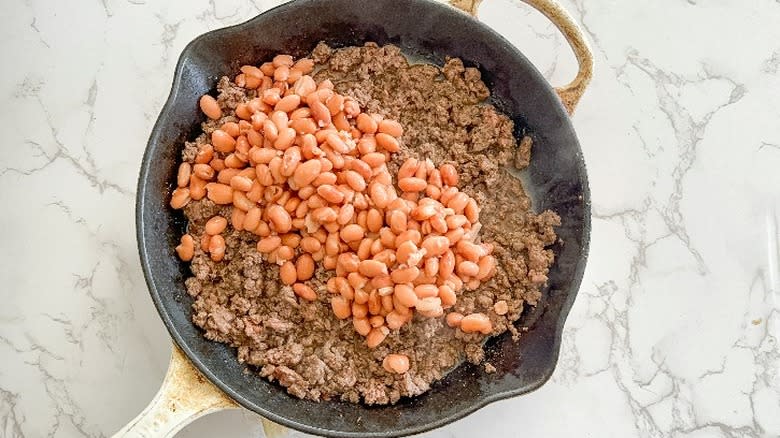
[317,184,344,203]
[205,216,228,235]
[273,54,293,67]
[243,207,262,231]
[199,95,222,120]
[325,132,351,154]
[385,311,406,330]
[175,234,195,261]
[339,224,364,243]
[251,147,278,165]
[421,236,450,257]
[369,183,390,209]
[446,312,463,328]
[382,354,410,374]
[262,119,279,141]
[445,227,465,245]
[477,255,496,280]
[366,326,389,348]
[446,215,469,230]
[296,254,315,280]
[430,215,448,234]
[195,144,214,164]
[275,127,296,150]
[231,208,246,231]
[366,208,383,233]
[358,260,388,277]
[212,129,236,153]
[398,177,427,192]
[274,65,290,82]
[323,255,337,270]
[205,183,233,205]
[395,230,422,247]
[439,285,457,307]
[290,107,311,120]
[232,190,255,211]
[368,290,381,315]
[440,186,458,205]
[414,284,439,299]
[293,159,322,188]
[390,266,419,284]
[375,133,400,152]
[337,204,355,226]
[293,58,314,73]
[209,158,227,172]
[377,228,395,249]
[275,94,301,113]
[235,103,252,120]
[292,75,316,96]
[331,296,351,319]
[293,283,317,301]
[439,250,455,279]
[267,204,292,233]
[338,252,361,273]
[177,163,191,188]
[415,297,441,314]
[377,120,403,137]
[326,94,344,115]
[344,170,367,192]
[394,284,418,307]
[457,241,483,262]
[440,163,458,186]
[356,113,378,134]
[457,260,479,277]
[309,100,331,126]
[230,175,253,191]
[280,261,297,285]
[280,233,301,249]
[300,236,321,253]
[426,185,442,201]
[427,169,442,188]
[170,187,190,209]
[312,206,338,223]
[353,317,371,336]
[448,192,470,213]
[369,315,385,328]
[395,241,418,265]
[208,235,226,262]
[281,147,301,177]
[460,313,492,334]
[424,257,439,277]
[464,199,480,223]
[411,203,437,221]
[352,302,368,318]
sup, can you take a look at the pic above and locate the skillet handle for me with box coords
[448,0,593,114]
[112,345,239,437]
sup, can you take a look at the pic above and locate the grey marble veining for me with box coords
[1,0,778,437]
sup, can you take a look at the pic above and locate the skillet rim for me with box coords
[136,0,592,436]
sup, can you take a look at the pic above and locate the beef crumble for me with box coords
[181,43,559,404]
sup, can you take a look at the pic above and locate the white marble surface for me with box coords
[1,0,779,436]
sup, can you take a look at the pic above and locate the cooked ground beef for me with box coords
[181,43,559,405]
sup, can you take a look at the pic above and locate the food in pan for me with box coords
[170,43,559,404]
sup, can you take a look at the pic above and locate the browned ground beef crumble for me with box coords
[181,43,560,405]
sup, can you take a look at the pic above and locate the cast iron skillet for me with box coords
[129,0,592,436]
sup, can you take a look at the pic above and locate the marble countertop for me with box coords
[2,0,779,436]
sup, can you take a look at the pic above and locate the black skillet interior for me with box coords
[136,0,590,436]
